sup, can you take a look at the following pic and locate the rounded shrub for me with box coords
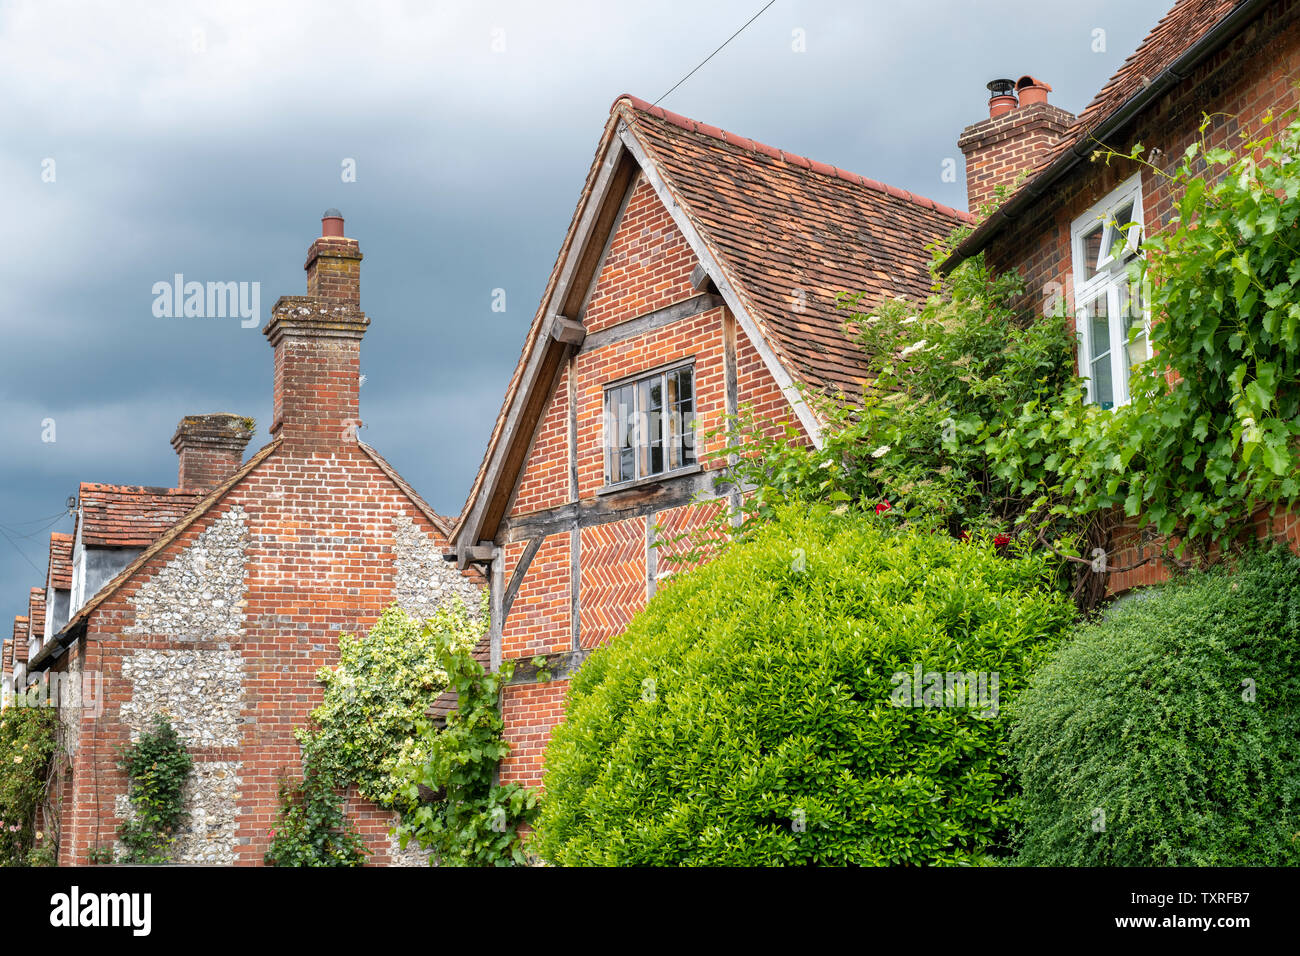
[535,505,1073,865]
[1012,546,1300,865]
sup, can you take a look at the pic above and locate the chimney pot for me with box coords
[986,78,1017,117]
[322,209,345,237]
[959,77,1074,215]
[1016,75,1052,107]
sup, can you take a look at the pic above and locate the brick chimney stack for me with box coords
[958,76,1075,215]
[172,414,255,491]
[264,211,369,447]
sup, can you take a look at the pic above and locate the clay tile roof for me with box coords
[999,0,1242,215]
[27,589,44,642]
[47,533,73,591]
[452,94,974,543]
[77,483,205,549]
[12,616,27,643]
[1062,0,1240,156]
[615,94,972,398]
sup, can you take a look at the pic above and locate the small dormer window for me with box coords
[603,362,696,486]
[1071,173,1149,409]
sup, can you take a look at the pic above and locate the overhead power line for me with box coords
[0,509,69,529]
[655,0,778,106]
[0,525,45,577]
[0,507,73,582]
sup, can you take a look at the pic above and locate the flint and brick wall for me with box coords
[58,444,481,865]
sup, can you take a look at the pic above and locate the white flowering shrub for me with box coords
[298,600,485,806]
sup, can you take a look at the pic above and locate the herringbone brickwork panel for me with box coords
[579,520,645,648]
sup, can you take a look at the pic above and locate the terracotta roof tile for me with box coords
[47,533,72,591]
[77,483,205,549]
[1004,0,1243,206]
[617,95,970,397]
[27,588,44,642]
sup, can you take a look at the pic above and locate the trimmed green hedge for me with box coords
[1012,547,1300,865]
[535,506,1072,865]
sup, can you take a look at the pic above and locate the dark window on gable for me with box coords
[603,363,696,485]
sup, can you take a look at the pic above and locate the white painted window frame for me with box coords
[1070,172,1149,409]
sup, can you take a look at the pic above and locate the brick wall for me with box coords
[959,101,1076,213]
[979,0,1300,596]
[501,533,571,659]
[513,368,570,515]
[499,680,570,790]
[497,170,810,788]
[583,176,698,334]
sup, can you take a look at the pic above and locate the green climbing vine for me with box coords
[265,599,530,865]
[264,762,368,867]
[388,645,538,866]
[1031,108,1300,554]
[115,714,194,864]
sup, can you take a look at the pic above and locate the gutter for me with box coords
[27,619,84,674]
[940,0,1273,273]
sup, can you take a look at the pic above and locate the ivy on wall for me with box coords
[388,642,538,866]
[116,714,194,864]
[691,109,1300,605]
[268,599,533,866]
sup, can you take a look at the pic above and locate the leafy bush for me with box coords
[0,700,58,866]
[1012,546,1300,865]
[535,505,1073,865]
[715,256,1077,538]
[116,714,193,864]
[700,254,1100,604]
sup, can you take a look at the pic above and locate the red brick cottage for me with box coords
[13,213,481,866]
[946,0,1300,592]
[449,95,972,787]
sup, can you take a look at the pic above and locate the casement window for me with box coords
[603,361,697,486]
[1071,173,1150,409]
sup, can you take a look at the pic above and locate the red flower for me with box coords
[958,530,970,541]
[993,533,1011,548]
[875,501,891,515]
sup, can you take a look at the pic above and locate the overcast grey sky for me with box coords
[0,0,1172,612]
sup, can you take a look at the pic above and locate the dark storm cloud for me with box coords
[0,0,1171,608]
